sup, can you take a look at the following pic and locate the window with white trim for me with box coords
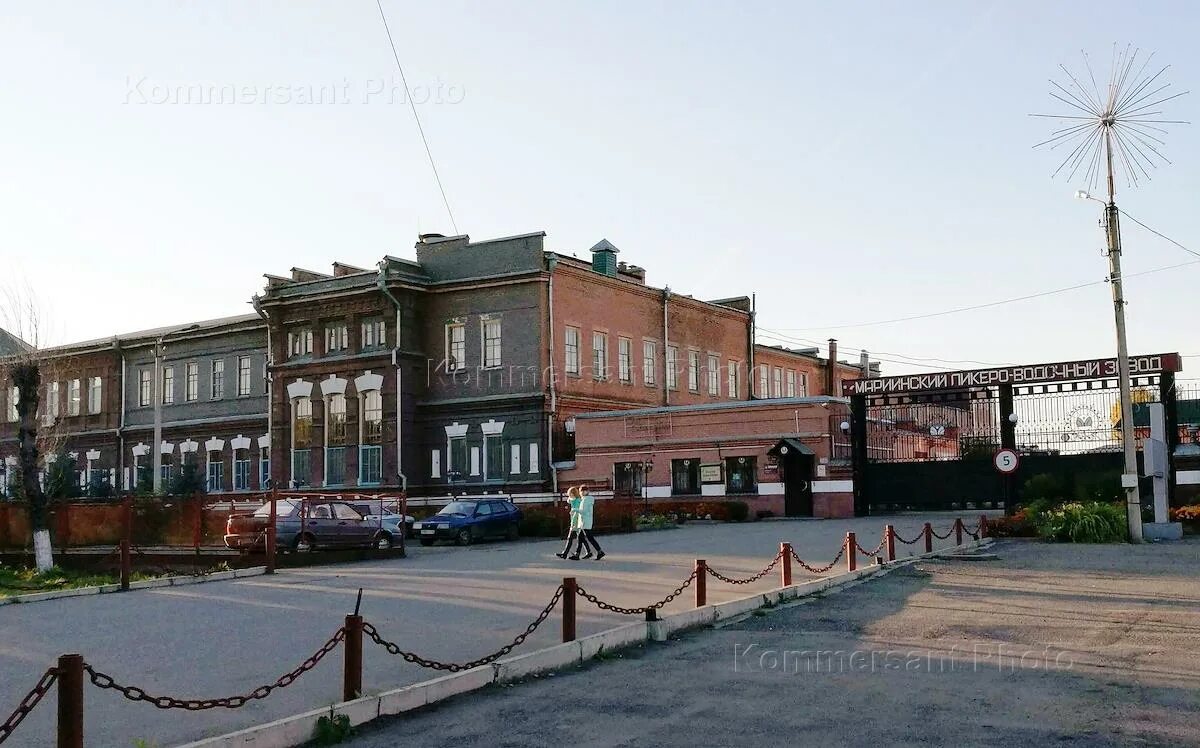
[772,367,783,398]
[727,361,738,398]
[234,450,251,491]
[786,370,797,398]
[288,328,313,358]
[446,322,466,371]
[359,389,383,485]
[618,338,632,383]
[185,363,198,402]
[88,377,102,414]
[707,354,719,396]
[564,327,581,375]
[361,318,386,350]
[325,323,348,353]
[757,365,768,398]
[260,453,270,489]
[206,451,224,493]
[237,357,251,396]
[293,397,313,448]
[210,360,224,399]
[8,386,18,422]
[643,341,657,385]
[687,351,700,392]
[47,381,60,419]
[800,372,809,397]
[161,367,174,405]
[448,437,467,478]
[68,379,81,416]
[485,437,504,480]
[666,346,679,389]
[592,332,608,381]
[326,393,347,486]
[482,317,502,368]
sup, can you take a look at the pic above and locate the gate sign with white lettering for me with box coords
[842,353,1181,397]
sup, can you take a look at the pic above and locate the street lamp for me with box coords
[1076,187,1142,542]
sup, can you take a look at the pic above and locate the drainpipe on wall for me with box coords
[116,338,125,493]
[251,296,273,489]
[151,336,164,493]
[546,255,559,495]
[376,264,406,493]
[662,286,671,406]
[748,293,756,400]
[825,338,838,396]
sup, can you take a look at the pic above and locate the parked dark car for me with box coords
[224,499,395,552]
[414,499,523,546]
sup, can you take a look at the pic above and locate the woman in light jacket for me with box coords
[556,486,584,559]
[571,485,604,560]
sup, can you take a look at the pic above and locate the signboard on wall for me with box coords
[842,353,1181,397]
[700,463,723,483]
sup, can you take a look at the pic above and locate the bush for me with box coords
[985,509,1038,538]
[1034,502,1127,543]
[726,501,749,523]
[756,510,774,520]
[1021,473,1067,505]
[1073,471,1122,503]
[635,514,677,531]
[1170,504,1200,522]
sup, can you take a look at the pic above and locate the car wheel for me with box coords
[375,532,394,550]
[419,538,433,547]
[506,522,520,541]
[292,534,315,553]
[456,528,473,546]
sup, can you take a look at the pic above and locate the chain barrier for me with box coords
[963,527,981,540]
[855,538,886,557]
[930,526,955,540]
[364,585,564,672]
[892,531,921,545]
[706,551,783,586]
[576,570,698,615]
[0,668,58,746]
[85,627,345,710]
[789,544,846,575]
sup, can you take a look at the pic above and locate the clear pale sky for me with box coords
[2,1,1196,376]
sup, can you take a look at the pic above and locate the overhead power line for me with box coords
[375,0,459,235]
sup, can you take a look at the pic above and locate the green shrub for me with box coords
[1073,471,1121,503]
[726,501,749,523]
[1021,473,1067,505]
[313,712,353,745]
[1034,502,1127,543]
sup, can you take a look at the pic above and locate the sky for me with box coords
[1,1,1197,377]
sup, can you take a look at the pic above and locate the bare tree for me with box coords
[1,283,59,571]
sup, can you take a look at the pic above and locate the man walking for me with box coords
[572,485,605,560]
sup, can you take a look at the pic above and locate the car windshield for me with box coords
[253,500,299,518]
[437,501,477,516]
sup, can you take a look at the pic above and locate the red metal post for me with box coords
[120,498,132,591]
[885,525,896,562]
[265,489,277,575]
[695,559,707,607]
[923,522,933,553]
[562,577,577,642]
[780,542,792,587]
[57,653,84,748]
[979,514,988,539]
[955,518,963,546]
[846,532,857,572]
[343,614,363,701]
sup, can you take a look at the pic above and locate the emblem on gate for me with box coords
[1062,405,1105,442]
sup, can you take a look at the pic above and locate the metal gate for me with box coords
[846,354,1182,515]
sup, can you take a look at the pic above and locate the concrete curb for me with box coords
[0,566,268,607]
[177,537,991,748]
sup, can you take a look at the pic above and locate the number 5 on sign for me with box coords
[993,448,1019,475]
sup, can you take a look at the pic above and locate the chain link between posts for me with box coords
[0,668,58,745]
[789,544,847,574]
[706,551,783,585]
[575,569,699,615]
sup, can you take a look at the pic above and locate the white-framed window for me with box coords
[288,328,313,358]
[260,454,270,489]
[139,370,151,407]
[361,318,386,350]
[564,326,581,375]
[68,379,81,416]
[160,457,173,486]
[237,357,251,396]
[446,321,466,371]
[359,389,383,485]
[482,317,502,368]
[293,397,313,448]
[618,338,632,383]
[326,393,348,486]
[326,446,347,486]
[211,360,224,399]
[772,367,783,398]
[800,373,809,397]
[448,437,467,477]
[727,361,738,398]
[45,381,60,420]
[325,323,348,353]
[592,332,608,381]
[666,346,679,389]
[185,362,199,402]
[206,452,224,493]
[758,365,769,398]
[528,443,539,474]
[643,341,657,386]
[8,386,18,422]
[290,450,310,487]
[687,351,700,392]
[234,451,251,491]
[485,437,504,480]
[88,377,102,414]
[707,354,719,396]
[786,370,797,398]
[431,449,441,479]
[161,367,174,405]
[510,444,521,474]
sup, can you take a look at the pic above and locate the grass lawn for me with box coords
[0,564,160,597]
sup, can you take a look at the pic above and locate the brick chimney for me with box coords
[826,338,838,395]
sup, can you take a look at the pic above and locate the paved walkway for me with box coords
[351,538,1200,748]
[0,513,984,747]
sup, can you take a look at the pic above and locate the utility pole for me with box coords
[1102,130,1142,543]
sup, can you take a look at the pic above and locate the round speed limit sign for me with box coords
[993,448,1020,475]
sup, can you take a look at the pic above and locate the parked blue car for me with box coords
[414,499,523,546]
